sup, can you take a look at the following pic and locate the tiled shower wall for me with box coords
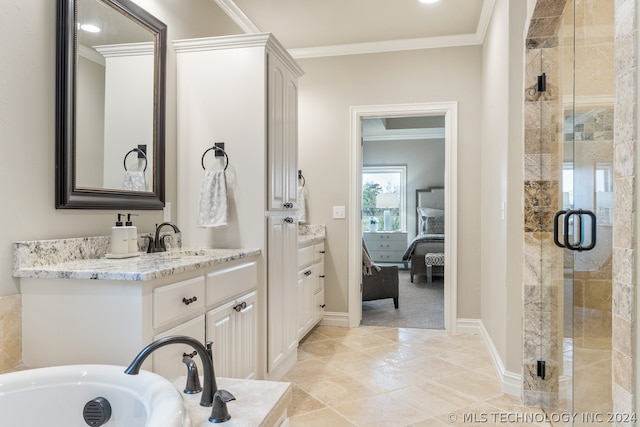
[611,0,636,418]
[0,294,22,373]
[522,0,637,420]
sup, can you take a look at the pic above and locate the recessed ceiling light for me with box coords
[419,0,440,3]
[80,24,101,33]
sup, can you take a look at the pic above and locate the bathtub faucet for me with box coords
[124,335,218,407]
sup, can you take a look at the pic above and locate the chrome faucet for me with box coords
[124,335,218,407]
[147,222,181,253]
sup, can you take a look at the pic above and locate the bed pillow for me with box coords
[423,215,445,234]
[417,207,445,234]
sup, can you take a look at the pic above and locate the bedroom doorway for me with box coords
[348,102,458,332]
[361,121,444,329]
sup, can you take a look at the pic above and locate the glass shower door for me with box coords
[539,0,614,423]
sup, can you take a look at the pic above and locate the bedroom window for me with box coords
[362,166,406,232]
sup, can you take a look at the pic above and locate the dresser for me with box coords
[363,232,408,263]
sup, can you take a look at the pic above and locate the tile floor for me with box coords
[284,325,551,427]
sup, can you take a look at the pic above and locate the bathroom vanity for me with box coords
[297,226,326,340]
[13,236,260,380]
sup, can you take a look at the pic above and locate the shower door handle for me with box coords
[553,209,597,251]
[553,210,567,248]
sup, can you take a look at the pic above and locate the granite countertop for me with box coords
[12,248,261,282]
[13,225,325,282]
[173,376,291,426]
[298,224,326,247]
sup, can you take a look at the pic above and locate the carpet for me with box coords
[361,269,444,329]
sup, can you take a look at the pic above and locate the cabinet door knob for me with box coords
[319,275,325,278]
[234,301,247,312]
[284,217,294,224]
[304,270,312,276]
[320,304,326,308]
[319,250,325,254]
[182,296,198,305]
[283,202,294,209]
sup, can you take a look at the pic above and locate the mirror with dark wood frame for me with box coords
[56,0,166,209]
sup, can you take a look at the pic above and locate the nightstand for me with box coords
[363,232,408,263]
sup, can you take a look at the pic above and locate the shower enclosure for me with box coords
[524,0,615,423]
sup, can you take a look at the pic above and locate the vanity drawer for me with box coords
[298,245,313,269]
[153,276,205,329]
[206,261,257,307]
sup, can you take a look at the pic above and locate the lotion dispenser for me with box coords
[110,213,128,255]
[125,213,139,254]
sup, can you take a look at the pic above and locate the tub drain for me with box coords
[83,396,112,426]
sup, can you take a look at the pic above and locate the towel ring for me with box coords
[201,146,229,171]
[298,170,305,187]
[123,148,148,171]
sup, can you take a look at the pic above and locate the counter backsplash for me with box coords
[13,233,181,273]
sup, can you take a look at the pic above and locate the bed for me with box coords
[402,188,445,282]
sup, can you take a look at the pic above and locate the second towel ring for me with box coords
[123,148,148,171]
[201,146,229,171]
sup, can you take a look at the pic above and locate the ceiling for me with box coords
[211,0,495,138]
[214,0,496,58]
[362,117,446,143]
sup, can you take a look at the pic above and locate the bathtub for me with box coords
[0,365,190,427]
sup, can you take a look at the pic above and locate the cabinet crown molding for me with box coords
[173,33,304,78]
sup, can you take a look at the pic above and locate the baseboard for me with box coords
[319,311,350,327]
[265,350,297,381]
[457,318,521,397]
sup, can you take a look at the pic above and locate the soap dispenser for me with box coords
[125,213,139,254]
[110,213,128,255]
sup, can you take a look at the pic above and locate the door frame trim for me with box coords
[348,102,459,332]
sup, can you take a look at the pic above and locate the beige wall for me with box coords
[480,0,526,374]
[297,46,483,316]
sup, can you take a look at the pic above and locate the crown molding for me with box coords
[214,0,260,33]
[94,42,154,58]
[216,0,496,59]
[288,33,483,59]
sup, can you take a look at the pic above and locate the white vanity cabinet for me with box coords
[20,256,258,380]
[267,216,299,377]
[174,33,303,380]
[267,49,299,212]
[205,261,259,380]
[297,241,325,340]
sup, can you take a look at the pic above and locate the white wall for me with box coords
[0,0,241,297]
[297,46,483,316]
[480,0,525,375]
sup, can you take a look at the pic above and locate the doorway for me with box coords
[361,118,445,329]
[348,102,458,332]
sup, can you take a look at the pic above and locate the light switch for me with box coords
[332,206,346,219]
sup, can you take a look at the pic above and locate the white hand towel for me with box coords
[197,170,228,228]
[297,185,306,224]
[122,171,146,191]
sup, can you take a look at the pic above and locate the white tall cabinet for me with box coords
[174,33,303,380]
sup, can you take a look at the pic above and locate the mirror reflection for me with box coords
[76,0,155,192]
